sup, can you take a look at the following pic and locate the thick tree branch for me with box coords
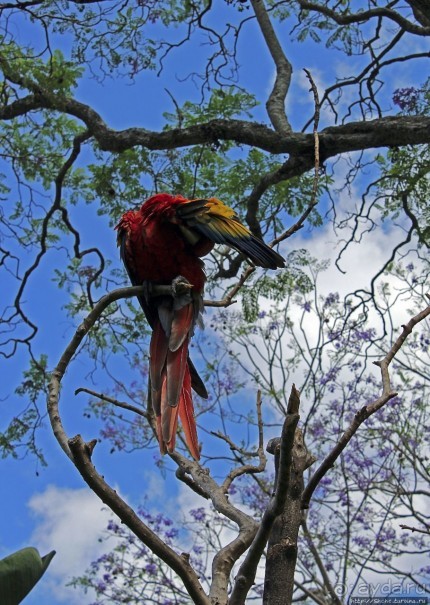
[68,435,210,605]
[229,385,302,605]
[250,0,292,133]
[263,426,315,605]
[297,1,430,36]
[408,0,430,26]
[0,77,429,171]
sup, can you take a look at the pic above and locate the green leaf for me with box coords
[0,547,56,604]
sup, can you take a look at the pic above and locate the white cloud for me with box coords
[28,485,116,604]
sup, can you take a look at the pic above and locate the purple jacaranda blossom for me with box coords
[324,292,339,307]
[190,507,206,522]
[145,562,157,575]
[393,87,420,111]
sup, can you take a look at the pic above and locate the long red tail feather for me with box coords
[150,317,200,460]
[178,368,200,460]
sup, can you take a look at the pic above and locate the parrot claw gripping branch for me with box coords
[116,193,285,460]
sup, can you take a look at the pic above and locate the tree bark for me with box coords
[263,429,313,605]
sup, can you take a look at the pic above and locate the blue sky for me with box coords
[1,4,428,604]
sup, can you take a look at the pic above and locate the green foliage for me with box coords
[33,0,201,79]
[1,41,83,95]
[15,355,49,403]
[163,88,259,126]
[0,356,48,464]
[374,80,430,245]
[242,250,314,323]
[88,148,153,222]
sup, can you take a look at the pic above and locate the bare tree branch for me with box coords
[301,518,341,605]
[75,387,149,420]
[302,297,430,509]
[68,435,211,605]
[400,523,430,536]
[0,59,429,170]
[250,0,292,133]
[296,1,430,36]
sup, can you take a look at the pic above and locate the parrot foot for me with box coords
[171,275,193,297]
[171,275,193,310]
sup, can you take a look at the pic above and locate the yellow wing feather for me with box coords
[177,197,285,269]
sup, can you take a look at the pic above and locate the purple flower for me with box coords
[96,581,106,593]
[323,292,339,307]
[107,520,119,533]
[165,528,178,539]
[393,87,420,111]
[303,301,311,312]
[145,562,157,575]
[319,367,339,386]
[190,507,206,522]
[354,328,376,341]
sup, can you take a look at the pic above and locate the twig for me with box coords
[204,265,254,308]
[221,391,267,492]
[301,518,342,605]
[400,524,430,536]
[75,387,149,419]
[294,580,328,605]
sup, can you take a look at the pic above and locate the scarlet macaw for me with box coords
[116,193,284,460]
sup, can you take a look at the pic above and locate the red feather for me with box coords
[116,193,284,460]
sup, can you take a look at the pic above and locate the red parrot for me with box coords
[116,193,284,460]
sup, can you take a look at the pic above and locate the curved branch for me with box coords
[68,435,210,605]
[296,1,430,36]
[47,282,260,604]
[250,0,292,133]
[1,67,429,164]
[169,450,258,605]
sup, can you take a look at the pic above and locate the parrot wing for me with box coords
[176,197,285,269]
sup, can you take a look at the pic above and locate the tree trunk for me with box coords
[263,428,313,605]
